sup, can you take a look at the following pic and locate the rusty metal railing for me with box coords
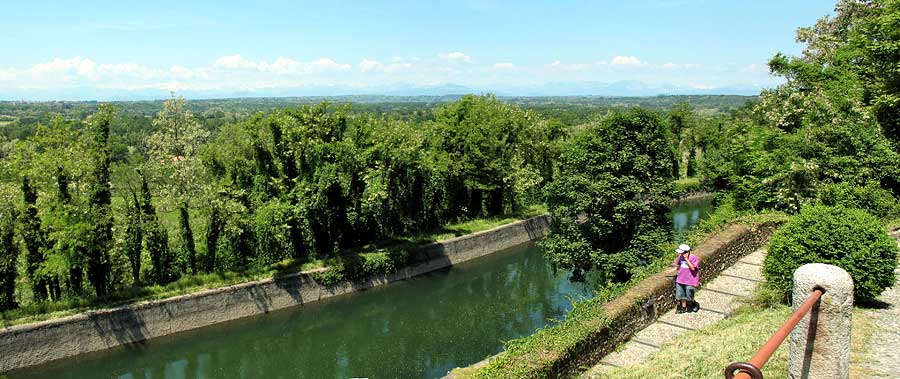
[723,288,824,379]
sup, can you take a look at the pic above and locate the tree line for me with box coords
[0,94,594,310]
[0,92,721,311]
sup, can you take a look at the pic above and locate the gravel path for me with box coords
[857,265,900,378]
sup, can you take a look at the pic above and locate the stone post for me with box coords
[789,263,854,379]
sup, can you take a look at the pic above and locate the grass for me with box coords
[0,204,548,327]
[674,177,702,192]
[600,305,793,379]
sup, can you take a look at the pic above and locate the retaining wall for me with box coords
[0,215,550,373]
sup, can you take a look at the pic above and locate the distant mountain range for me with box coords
[0,80,768,101]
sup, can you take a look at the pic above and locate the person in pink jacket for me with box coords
[666,243,700,313]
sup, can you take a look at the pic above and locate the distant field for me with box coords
[0,114,15,127]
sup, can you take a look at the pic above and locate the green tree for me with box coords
[432,95,549,217]
[139,171,172,284]
[542,108,677,282]
[147,97,209,274]
[0,192,17,310]
[85,104,116,296]
[19,176,49,300]
[123,193,143,285]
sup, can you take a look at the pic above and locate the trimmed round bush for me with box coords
[763,205,898,302]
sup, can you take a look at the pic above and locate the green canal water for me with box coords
[10,198,713,379]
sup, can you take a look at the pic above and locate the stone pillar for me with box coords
[789,263,854,379]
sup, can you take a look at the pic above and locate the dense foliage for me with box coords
[764,205,898,302]
[542,108,677,282]
[0,87,728,314]
[703,0,900,219]
[0,94,578,310]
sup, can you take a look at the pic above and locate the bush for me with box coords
[816,182,900,221]
[763,205,898,302]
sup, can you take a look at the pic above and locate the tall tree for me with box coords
[19,176,49,300]
[123,192,143,285]
[0,194,17,310]
[139,171,172,284]
[147,97,209,274]
[84,105,116,296]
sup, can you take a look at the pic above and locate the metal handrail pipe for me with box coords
[725,288,824,379]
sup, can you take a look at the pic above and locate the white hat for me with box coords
[678,244,691,252]
[675,248,684,254]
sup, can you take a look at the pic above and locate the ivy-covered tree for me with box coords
[431,95,546,217]
[139,171,172,284]
[19,176,49,300]
[122,192,142,285]
[542,108,677,282]
[85,104,116,296]
[0,196,17,310]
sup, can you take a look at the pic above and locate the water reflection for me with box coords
[10,244,594,379]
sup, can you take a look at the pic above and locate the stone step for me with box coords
[692,289,742,314]
[704,274,757,297]
[739,250,767,266]
[658,308,726,331]
[724,261,764,281]
[596,339,660,370]
[632,320,691,347]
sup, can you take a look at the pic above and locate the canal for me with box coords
[9,198,713,379]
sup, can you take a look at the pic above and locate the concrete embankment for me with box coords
[0,215,550,373]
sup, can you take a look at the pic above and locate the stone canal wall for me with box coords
[0,215,550,373]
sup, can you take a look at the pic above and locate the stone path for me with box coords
[856,250,900,378]
[579,249,767,378]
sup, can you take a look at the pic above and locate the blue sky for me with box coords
[0,0,837,99]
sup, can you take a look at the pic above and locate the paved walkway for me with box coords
[856,241,900,378]
[579,249,767,378]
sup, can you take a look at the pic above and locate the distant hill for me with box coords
[0,80,767,102]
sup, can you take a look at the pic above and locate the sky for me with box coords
[0,0,838,100]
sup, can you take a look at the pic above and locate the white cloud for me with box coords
[0,54,782,98]
[547,60,590,71]
[169,65,194,77]
[741,63,765,73]
[383,62,413,73]
[611,56,643,66]
[214,55,257,69]
[358,58,382,72]
[213,55,350,74]
[441,51,472,63]
[662,62,700,70]
[30,57,98,79]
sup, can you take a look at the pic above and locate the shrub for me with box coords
[763,205,898,302]
[816,182,900,221]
